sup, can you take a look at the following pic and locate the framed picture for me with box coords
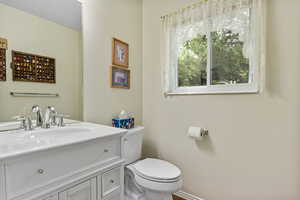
[112,38,129,68]
[110,66,130,89]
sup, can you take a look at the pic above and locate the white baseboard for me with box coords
[174,190,205,200]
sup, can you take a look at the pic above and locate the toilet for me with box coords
[123,127,183,200]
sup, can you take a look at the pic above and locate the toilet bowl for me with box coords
[125,158,183,200]
[123,127,183,200]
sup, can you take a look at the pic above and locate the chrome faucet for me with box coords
[43,106,57,128]
[31,105,57,129]
[32,105,43,127]
[12,105,68,131]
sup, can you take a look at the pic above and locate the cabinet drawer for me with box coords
[5,136,121,200]
[101,167,121,197]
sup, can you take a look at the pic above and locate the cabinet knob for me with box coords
[104,149,109,153]
[37,169,45,174]
[110,179,114,184]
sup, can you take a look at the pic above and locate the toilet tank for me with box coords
[123,126,144,165]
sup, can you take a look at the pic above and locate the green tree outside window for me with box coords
[178,30,249,87]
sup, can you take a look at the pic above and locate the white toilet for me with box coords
[123,127,183,200]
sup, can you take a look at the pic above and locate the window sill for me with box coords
[165,85,259,96]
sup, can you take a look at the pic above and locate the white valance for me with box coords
[161,0,266,95]
[162,0,256,27]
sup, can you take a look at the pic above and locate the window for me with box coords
[178,30,251,88]
[161,0,265,95]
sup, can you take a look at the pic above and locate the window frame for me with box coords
[171,29,259,95]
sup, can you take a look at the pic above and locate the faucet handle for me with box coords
[12,115,26,120]
[12,115,34,130]
[12,115,26,129]
[55,114,70,127]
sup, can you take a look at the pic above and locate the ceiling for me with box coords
[0,0,82,31]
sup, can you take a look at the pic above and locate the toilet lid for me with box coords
[133,158,181,182]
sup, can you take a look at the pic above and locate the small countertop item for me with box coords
[119,110,129,119]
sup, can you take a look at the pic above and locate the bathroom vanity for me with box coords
[0,122,127,200]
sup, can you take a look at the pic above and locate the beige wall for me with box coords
[0,3,83,121]
[142,0,300,199]
[82,0,142,125]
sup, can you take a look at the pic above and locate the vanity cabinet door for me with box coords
[58,178,97,200]
[43,194,58,200]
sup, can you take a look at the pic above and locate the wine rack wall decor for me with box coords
[12,51,56,83]
[0,48,6,81]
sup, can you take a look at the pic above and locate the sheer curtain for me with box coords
[161,0,266,95]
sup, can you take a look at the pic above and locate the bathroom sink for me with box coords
[0,121,127,160]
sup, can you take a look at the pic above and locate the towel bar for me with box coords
[10,92,59,97]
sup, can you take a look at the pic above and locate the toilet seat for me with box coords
[126,159,183,194]
[132,158,182,183]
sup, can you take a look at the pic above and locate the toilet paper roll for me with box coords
[188,126,207,141]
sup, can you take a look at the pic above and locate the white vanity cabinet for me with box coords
[0,123,126,200]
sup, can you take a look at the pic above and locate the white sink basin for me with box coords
[0,121,127,160]
[31,126,92,138]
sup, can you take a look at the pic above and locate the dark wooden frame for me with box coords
[112,38,129,68]
[11,50,56,83]
[0,48,6,81]
[110,65,130,89]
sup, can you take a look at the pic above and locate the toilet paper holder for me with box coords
[188,126,209,140]
[200,128,209,137]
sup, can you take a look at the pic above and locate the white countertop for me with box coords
[0,121,127,160]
